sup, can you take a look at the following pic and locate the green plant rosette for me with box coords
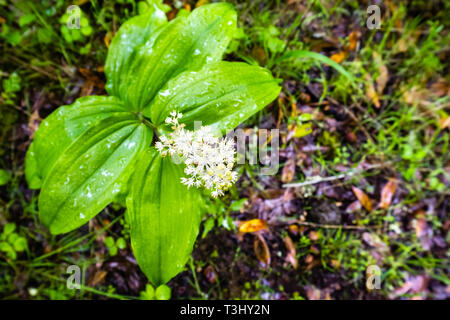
[25,3,280,286]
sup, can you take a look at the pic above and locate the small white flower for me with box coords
[156,112,238,197]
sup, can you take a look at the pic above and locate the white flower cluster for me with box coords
[155,111,238,197]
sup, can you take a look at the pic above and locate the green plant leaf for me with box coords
[294,123,313,138]
[140,284,155,300]
[122,2,237,111]
[201,217,215,239]
[0,241,16,260]
[155,284,171,300]
[3,72,21,93]
[138,0,171,14]
[38,115,152,234]
[127,148,204,285]
[0,169,11,186]
[0,241,11,252]
[105,6,168,100]
[109,246,118,256]
[25,96,130,189]
[149,61,281,135]
[3,223,16,236]
[276,50,356,83]
[230,198,248,211]
[104,236,115,248]
[12,236,27,252]
[24,143,41,189]
[8,233,19,244]
[116,237,127,250]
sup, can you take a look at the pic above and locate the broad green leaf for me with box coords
[127,148,204,285]
[25,96,130,189]
[105,7,168,99]
[123,2,237,111]
[38,115,152,234]
[149,61,281,134]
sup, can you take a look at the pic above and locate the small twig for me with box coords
[278,218,376,230]
[283,173,349,188]
[10,55,59,80]
[282,163,388,188]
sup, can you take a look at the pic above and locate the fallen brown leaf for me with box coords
[379,179,397,209]
[348,31,359,51]
[288,224,299,236]
[87,270,107,287]
[238,219,268,233]
[401,86,426,105]
[283,235,298,269]
[78,67,105,96]
[203,265,217,284]
[309,245,320,255]
[305,286,321,300]
[330,51,347,64]
[167,10,177,21]
[281,158,296,183]
[254,234,271,267]
[430,78,449,97]
[304,253,320,271]
[362,232,389,254]
[196,0,209,7]
[365,74,380,108]
[309,230,319,241]
[329,31,359,65]
[305,254,314,264]
[376,64,388,95]
[413,210,433,250]
[395,38,409,53]
[27,110,42,139]
[80,80,94,97]
[330,259,340,269]
[373,52,389,95]
[252,46,267,65]
[390,274,429,299]
[104,32,111,48]
[352,186,373,212]
[439,115,450,130]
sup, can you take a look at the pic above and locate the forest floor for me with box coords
[0,0,449,300]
